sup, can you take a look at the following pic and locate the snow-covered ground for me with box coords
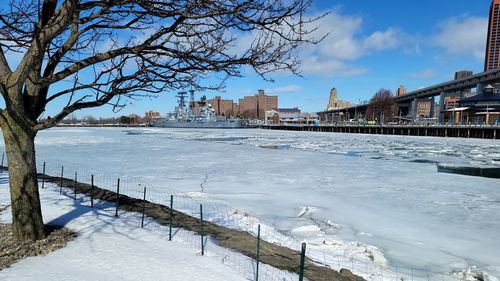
[1,127,499,280]
[0,172,296,281]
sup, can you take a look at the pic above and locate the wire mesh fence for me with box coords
[0,151,474,281]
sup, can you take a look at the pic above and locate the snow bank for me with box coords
[0,175,283,281]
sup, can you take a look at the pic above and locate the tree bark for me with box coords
[0,111,45,241]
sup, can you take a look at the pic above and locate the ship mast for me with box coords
[176,91,188,119]
[189,90,196,115]
[176,91,188,109]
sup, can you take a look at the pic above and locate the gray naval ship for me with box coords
[152,91,247,128]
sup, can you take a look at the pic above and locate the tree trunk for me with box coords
[0,111,45,241]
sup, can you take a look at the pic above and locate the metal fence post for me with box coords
[141,186,147,228]
[41,162,46,189]
[200,204,204,256]
[114,178,120,217]
[73,171,77,200]
[90,175,94,208]
[299,242,306,281]
[0,152,4,172]
[169,195,173,241]
[256,224,261,281]
[59,166,64,194]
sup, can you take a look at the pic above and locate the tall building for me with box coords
[485,0,500,71]
[207,96,239,117]
[239,90,278,119]
[326,88,349,110]
[395,85,407,97]
[454,70,473,80]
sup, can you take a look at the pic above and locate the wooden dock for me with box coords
[261,124,500,139]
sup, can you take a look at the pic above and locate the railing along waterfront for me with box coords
[261,124,500,139]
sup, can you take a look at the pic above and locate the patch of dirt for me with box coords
[0,224,76,270]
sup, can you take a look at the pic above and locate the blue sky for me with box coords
[0,1,493,118]
[174,0,491,116]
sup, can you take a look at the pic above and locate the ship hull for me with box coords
[152,119,246,128]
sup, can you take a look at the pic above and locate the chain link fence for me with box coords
[0,151,475,281]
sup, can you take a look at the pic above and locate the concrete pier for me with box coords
[261,124,500,139]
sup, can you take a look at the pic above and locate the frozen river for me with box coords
[2,127,500,279]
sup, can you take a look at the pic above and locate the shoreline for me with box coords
[261,124,500,139]
[30,169,364,281]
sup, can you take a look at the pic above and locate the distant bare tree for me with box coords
[0,0,324,241]
[240,109,258,119]
[366,89,395,124]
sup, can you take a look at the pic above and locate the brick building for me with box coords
[416,100,438,117]
[207,96,239,117]
[395,85,407,97]
[455,70,473,80]
[239,90,278,119]
[485,0,500,71]
[396,85,437,117]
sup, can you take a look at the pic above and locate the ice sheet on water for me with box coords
[1,127,499,279]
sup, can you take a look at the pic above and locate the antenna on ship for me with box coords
[176,91,187,110]
[189,90,196,114]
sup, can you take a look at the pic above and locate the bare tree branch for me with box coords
[0,0,323,131]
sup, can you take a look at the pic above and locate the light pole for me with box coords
[483,84,495,125]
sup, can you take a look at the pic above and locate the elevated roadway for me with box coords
[317,68,500,124]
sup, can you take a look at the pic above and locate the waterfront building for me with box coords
[264,110,279,124]
[459,84,500,125]
[455,70,473,80]
[207,96,239,117]
[277,107,301,115]
[395,85,436,118]
[239,90,278,120]
[327,88,350,110]
[278,112,318,125]
[416,100,439,118]
[395,85,407,97]
[265,108,318,125]
[144,110,161,119]
[485,0,500,71]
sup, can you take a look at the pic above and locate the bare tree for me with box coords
[0,0,323,241]
[366,88,395,124]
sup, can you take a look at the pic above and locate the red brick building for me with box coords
[485,0,500,71]
[207,96,239,117]
[395,86,407,97]
[239,90,278,119]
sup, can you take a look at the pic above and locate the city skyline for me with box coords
[158,0,492,117]
[0,1,493,118]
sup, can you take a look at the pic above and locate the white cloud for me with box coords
[298,10,415,77]
[408,69,437,79]
[433,16,487,61]
[231,9,417,78]
[300,56,368,77]
[265,85,302,94]
[363,28,402,51]
[313,12,364,60]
